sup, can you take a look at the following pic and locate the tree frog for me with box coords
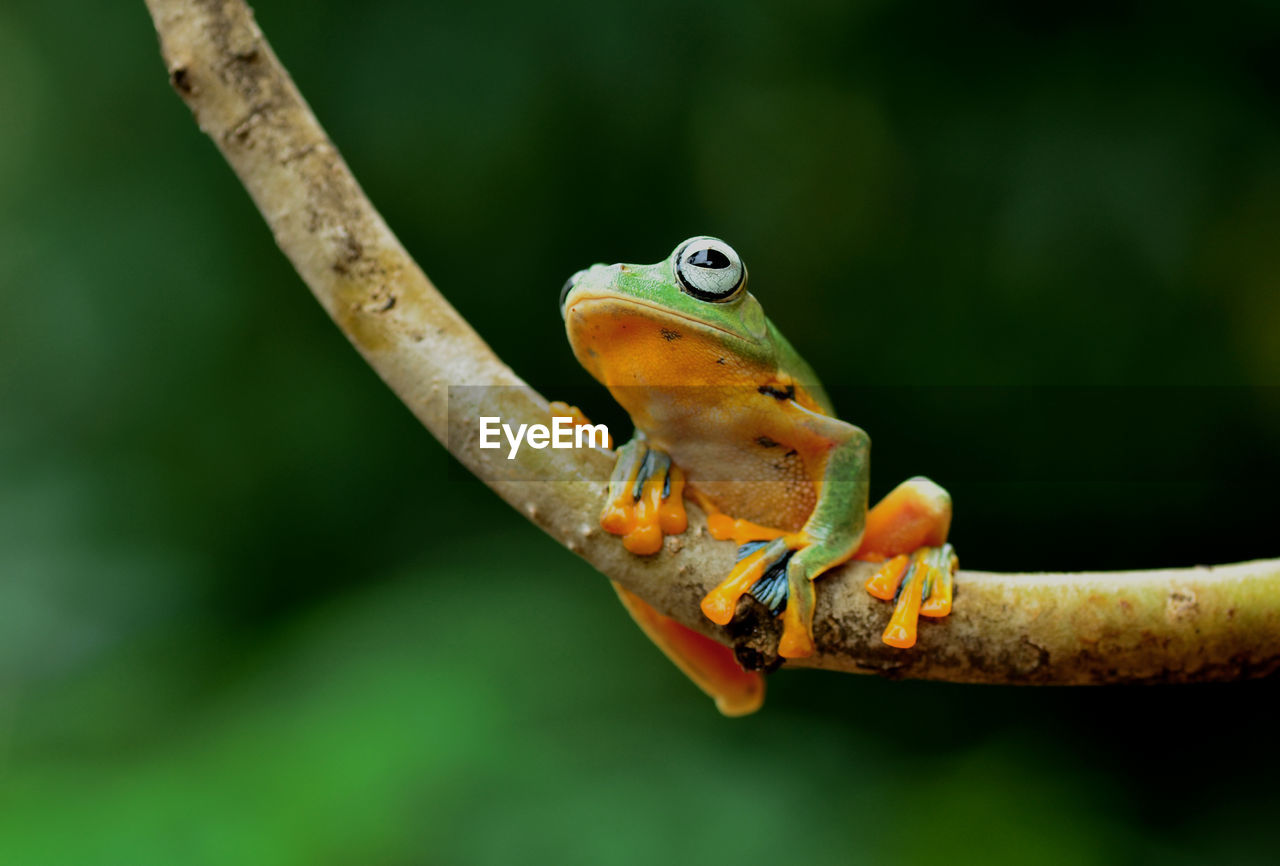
[560,237,957,715]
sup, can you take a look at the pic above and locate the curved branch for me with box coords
[144,0,1280,684]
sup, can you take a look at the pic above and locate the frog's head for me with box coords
[561,237,774,387]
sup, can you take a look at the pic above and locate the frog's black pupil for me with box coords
[688,248,731,270]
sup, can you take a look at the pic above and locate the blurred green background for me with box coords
[2,0,1279,863]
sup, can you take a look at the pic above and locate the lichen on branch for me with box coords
[144,0,1280,685]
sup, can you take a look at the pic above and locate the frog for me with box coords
[559,236,957,715]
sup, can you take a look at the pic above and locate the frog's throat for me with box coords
[567,294,761,347]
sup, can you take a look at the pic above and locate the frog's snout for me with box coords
[560,269,588,318]
[562,263,624,317]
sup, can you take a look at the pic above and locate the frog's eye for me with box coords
[675,237,745,302]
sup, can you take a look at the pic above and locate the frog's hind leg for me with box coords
[859,476,951,557]
[612,581,765,716]
[858,476,958,649]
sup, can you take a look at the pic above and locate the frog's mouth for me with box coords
[566,294,757,346]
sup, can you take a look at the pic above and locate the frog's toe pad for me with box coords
[866,543,957,649]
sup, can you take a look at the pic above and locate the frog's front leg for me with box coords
[599,433,688,555]
[701,418,871,659]
[549,403,683,554]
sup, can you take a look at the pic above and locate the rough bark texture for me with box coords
[144,0,1280,684]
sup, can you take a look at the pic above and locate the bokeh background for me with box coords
[3,1,1279,863]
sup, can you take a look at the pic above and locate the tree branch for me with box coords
[145,0,1280,684]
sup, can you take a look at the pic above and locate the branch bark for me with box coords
[144,0,1280,684]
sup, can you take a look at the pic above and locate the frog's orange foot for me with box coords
[865,544,957,649]
[599,439,687,555]
[700,534,817,658]
[701,538,796,625]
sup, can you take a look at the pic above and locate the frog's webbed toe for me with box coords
[701,533,832,660]
[599,438,687,555]
[701,538,797,625]
[865,544,957,648]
